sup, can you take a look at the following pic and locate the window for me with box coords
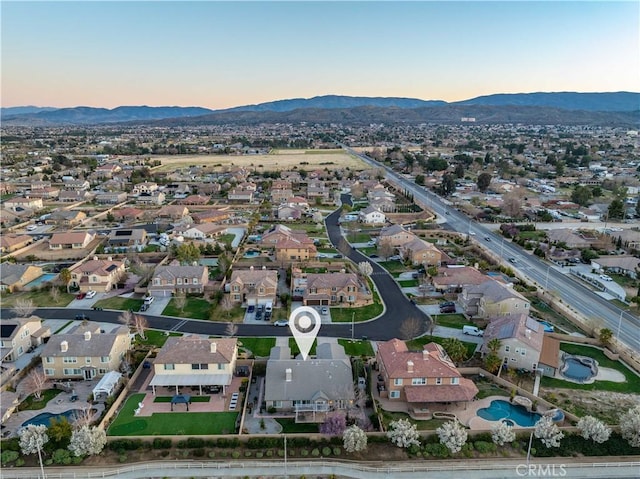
[100,356,110,363]
[233,294,240,301]
[274,401,283,408]
[191,363,209,370]
[217,363,224,370]
[389,391,400,398]
[85,357,91,364]
[504,345,510,353]
[45,369,55,376]
[412,378,426,385]
[520,349,526,356]
[184,278,189,284]
[233,285,239,292]
[193,277,198,285]
[163,363,175,370]
[511,358,517,362]
[153,278,160,286]
[63,357,77,364]
[451,377,459,385]
[63,368,81,376]
[177,278,182,285]
[436,377,442,385]
[98,369,107,375]
[45,357,54,364]
[393,378,402,386]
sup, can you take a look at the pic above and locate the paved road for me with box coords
[341,144,640,353]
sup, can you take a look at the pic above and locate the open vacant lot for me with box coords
[151,150,367,172]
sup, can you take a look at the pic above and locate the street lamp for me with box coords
[526,429,535,465]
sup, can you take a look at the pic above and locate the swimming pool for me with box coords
[24,273,57,289]
[477,400,541,427]
[560,354,597,382]
[21,409,81,428]
[243,250,260,258]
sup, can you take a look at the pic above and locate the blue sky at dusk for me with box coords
[1,1,638,108]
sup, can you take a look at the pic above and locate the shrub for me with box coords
[244,451,252,457]
[153,438,172,449]
[333,447,341,456]
[300,449,309,456]
[255,451,263,458]
[474,441,497,454]
[160,450,170,457]
[192,448,205,457]
[311,448,320,457]
[1,450,19,465]
[186,437,204,448]
[15,458,25,467]
[322,446,332,456]
[208,451,216,459]
[277,449,285,457]
[118,454,127,463]
[52,448,72,465]
[423,443,450,458]
[231,451,241,459]
[265,450,273,457]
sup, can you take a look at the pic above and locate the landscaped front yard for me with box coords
[330,301,383,323]
[406,336,478,360]
[337,339,374,357]
[93,296,144,312]
[432,314,475,330]
[107,394,238,436]
[238,337,276,357]
[0,290,74,308]
[163,297,212,320]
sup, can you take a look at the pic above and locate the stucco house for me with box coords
[45,210,87,227]
[148,262,209,296]
[149,336,237,395]
[228,268,278,305]
[303,272,371,306]
[399,238,443,266]
[377,224,416,247]
[1,317,50,362]
[49,231,95,250]
[0,234,33,254]
[0,264,44,292]
[358,205,386,224]
[4,197,43,212]
[481,314,544,372]
[458,280,530,319]
[69,257,126,292]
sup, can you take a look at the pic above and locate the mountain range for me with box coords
[1,92,638,126]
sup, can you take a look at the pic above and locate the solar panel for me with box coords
[525,317,540,332]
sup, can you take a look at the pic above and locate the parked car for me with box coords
[462,325,484,336]
[439,301,455,308]
[75,314,90,321]
[321,307,329,315]
[144,296,155,304]
[369,254,379,258]
[440,305,456,313]
[140,303,149,312]
[76,292,86,300]
[247,305,255,313]
[599,274,613,281]
[85,290,96,299]
[273,320,288,327]
[256,307,263,320]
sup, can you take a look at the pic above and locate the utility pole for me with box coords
[351,310,355,341]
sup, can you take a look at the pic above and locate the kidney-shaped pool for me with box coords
[477,399,541,427]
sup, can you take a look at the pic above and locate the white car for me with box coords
[144,296,155,304]
[599,274,613,282]
[26,225,38,231]
[85,290,96,299]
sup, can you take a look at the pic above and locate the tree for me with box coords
[608,198,625,220]
[577,416,611,443]
[399,316,424,340]
[219,295,234,319]
[387,418,420,449]
[343,425,368,453]
[358,261,373,278]
[436,420,467,454]
[118,310,133,329]
[175,242,201,264]
[350,183,364,199]
[72,406,98,428]
[491,421,516,446]
[501,193,523,219]
[439,173,456,197]
[414,174,425,186]
[534,416,564,448]
[487,338,501,354]
[174,291,187,312]
[319,412,347,435]
[47,417,72,449]
[441,337,468,364]
[225,322,238,337]
[619,405,640,447]
[477,173,492,192]
[12,298,35,318]
[581,248,599,263]
[59,268,72,293]
[68,425,107,457]
[599,328,613,349]
[484,354,503,374]
[571,185,592,207]
[133,314,148,340]
[378,241,394,261]
[19,424,48,478]
[24,368,48,400]
[217,253,231,276]
[454,163,465,178]
[49,285,60,302]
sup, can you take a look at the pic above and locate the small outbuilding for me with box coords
[92,371,122,402]
[171,394,191,411]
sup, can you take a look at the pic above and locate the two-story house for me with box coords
[107,229,148,251]
[69,257,126,292]
[399,238,443,266]
[264,341,354,422]
[377,224,416,247]
[149,336,237,396]
[459,280,530,319]
[136,191,165,205]
[0,264,43,292]
[132,181,159,195]
[148,261,208,297]
[375,339,478,410]
[358,205,386,224]
[0,234,33,254]
[1,317,50,362]
[481,314,545,372]
[96,191,128,204]
[228,268,278,306]
[4,197,43,212]
[275,236,317,263]
[303,272,371,306]
[157,205,190,220]
[41,323,131,380]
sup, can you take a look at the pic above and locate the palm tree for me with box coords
[442,338,468,365]
[59,268,72,293]
[487,338,502,355]
[484,354,503,374]
[599,328,613,349]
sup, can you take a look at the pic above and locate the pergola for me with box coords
[171,394,191,411]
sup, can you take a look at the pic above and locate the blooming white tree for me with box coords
[436,420,468,454]
[534,416,564,448]
[577,415,611,444]
[491,421,516,446]
[387,418,420,449]
[343,424,368,453]
[24,368,49,400]
[69,425,107,457]
[358,261,373,277]
[619,405,640,447]
[18,424,49,455]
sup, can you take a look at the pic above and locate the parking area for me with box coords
[142,296,171,316]
[67,291,105,309]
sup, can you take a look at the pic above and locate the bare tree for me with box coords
[133,315,148,340]
[399,316,424,340]
[24,368,48,400]
[72,406,97,428]
[225,322,238,337]
[501,193,523,219]
[378,241,394,261]
[220,295,234,319]
[49,286,60,303]
[118,310,133,328]
[173,292,187,312]
[350,183,364,199]
[13,298,36,318]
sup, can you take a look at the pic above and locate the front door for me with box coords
[83,368,95,380]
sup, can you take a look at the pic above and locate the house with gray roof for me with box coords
[148,261,208,296]
[1,316,49,362]
[264,341,355,423]
[459,279,530,319]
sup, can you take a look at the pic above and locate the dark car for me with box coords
[439,301,455,308]
[247,305,255,314]
[439,305,456,313]
[139,303,149,312]
[76,292,86,300]
[75,314,90,321]
[255,308,263,320]
[369,253,379,258]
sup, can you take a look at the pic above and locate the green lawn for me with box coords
[93,297,144,311]
[239,337,276,357]
[153,396,210,403]
[330,301,383,323]
[357,246,377,255]
[163,297,211,320]
[275,418,318,433]
[136,330,182,348]
[398,279,419,287]
[107,394,238,436]
[289,338,317,357]
[378,260,410,274]
[346,232,372,243]
[0,290,74,308]
[379,411,447,431]
[540,342,640,393]
[208,305,246,322]
[406,336,478,360]
[218,233,236,247]
[286,223,326,234]
[303,267,328,274]
[518,231,547,240]
[18,389,63,411]
[317,248,338,254]
[433,314,474,330]
[337,339,374,357]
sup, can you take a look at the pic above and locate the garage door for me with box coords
[306,299,322,306]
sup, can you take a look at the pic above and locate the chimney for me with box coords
[250,266,254,270]
[210,341,217,353]
[93,256,98,261]
[423,350,429,360]
[285,368,292,382]
[407,360,414,373]
[84,331,91,341]
[107,256,112,261]
[60,341,68,352]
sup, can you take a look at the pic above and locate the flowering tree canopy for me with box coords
[436,420,468,454]
[534,416,564,448]
[343,424,368,453]
[387,418,420,449]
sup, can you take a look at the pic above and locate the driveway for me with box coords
[67,291,105,309]
[143,297,171,316]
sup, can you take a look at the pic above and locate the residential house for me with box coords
[157,205,190,221]
[58,190,92,203]
[41,323,131,380]
[277,205,304,221]
[69,257,126,292]
[264,341,354,422]
[49,231,95,250]
[0,264,44,292]
[136,191,165,206]
[4,197,43,212]
[431,266,489,293]
[285,197,310,210]
[95,163,122,179]
[378,224,416,247]
[538,336,560,377]
[271,186,293,204]
[107,229,147,251]
[177,194,210,206]
[1,317,50,362]
[192,209,232,224]
[546,229,595,249]
[306,181,330,202]
[177,223,227,240]
[227,188,254,203]
[28,187,60,200]
[228,268,278,305]
[481,314,544,372]
[592,256,640,279]
[303,272,371,306]
[400,238,443,266]
[375,339,478,408]
[459,280,530,319]
[358,205,386,224]
[0,234,33,254]
[112,207,144,221]
[275,236,317,263]
[62,179,90,191]
[45,210,87,227]
[149,336,238,395]
[132,181,158,195]
[148,261,208,296]
[96,192,127,204]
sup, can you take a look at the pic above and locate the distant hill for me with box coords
[454,92,640,112]
[1,106,58,116]
[1,105,214,125]
[2,92,638,126]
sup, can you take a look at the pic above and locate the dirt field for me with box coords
[150,150,368,173]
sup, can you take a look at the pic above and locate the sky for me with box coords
[1,1,638,109]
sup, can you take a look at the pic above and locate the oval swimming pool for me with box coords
[21,409,81,428]
[477,399,541,427]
